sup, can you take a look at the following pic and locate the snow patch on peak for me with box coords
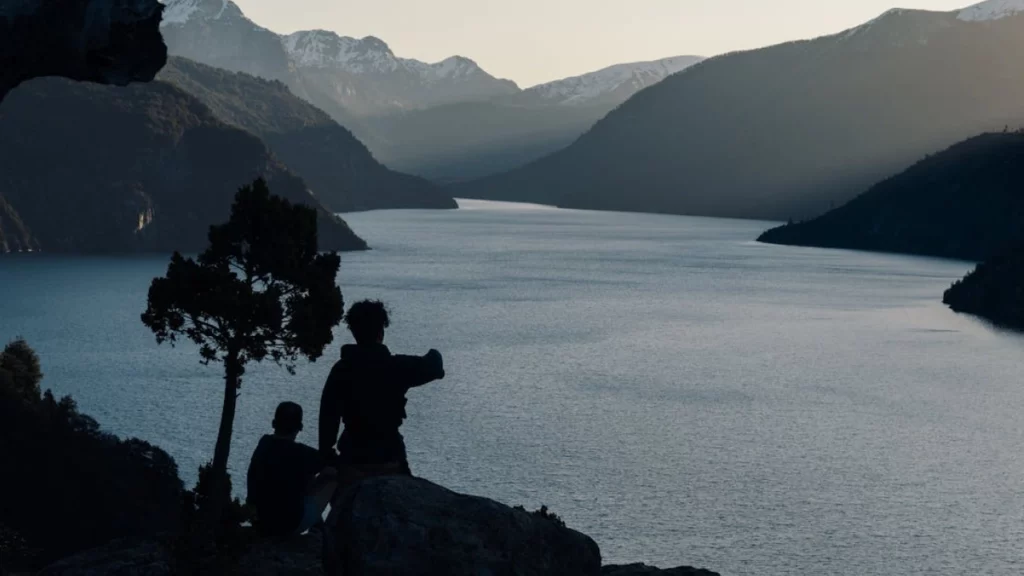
[841,8,908,38]
[283,30,401,71]
[525,56,703,106]
[958,0,1024,21]
[160,0,199,25]
[283,30,488,81]
[159,0,230,26]
[429,56,481,80]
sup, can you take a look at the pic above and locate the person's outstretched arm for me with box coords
[392,349,445,389]
[319,363,345,456]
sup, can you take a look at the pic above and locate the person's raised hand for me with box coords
[426,349,444,378]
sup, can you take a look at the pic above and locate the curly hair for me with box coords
[344,300,391,345]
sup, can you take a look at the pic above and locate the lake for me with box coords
[2,199,1022,575]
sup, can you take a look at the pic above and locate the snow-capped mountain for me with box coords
[156,0,705,182]
[161,0,238,25]
[281,29,517,116]
[283,31,486,82]
[516,56,703,107]
[159,0,294,86]
[958,0,1024,21]
[159,0,517,117]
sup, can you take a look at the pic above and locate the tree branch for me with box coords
[188,315,228,346]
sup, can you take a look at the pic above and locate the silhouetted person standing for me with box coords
[247,402,337,536]
[319,300,445,478]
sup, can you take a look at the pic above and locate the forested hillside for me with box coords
[159,58,455,212]
[0,78,366,253]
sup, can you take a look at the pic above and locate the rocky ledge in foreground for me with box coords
[40,476,720,576]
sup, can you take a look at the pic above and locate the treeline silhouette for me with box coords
[944,241,1024,330]
[0,339,183,570]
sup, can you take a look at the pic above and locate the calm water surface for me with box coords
[2,200,1023,575]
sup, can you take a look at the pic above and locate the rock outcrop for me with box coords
[36,476,720,576]
[0,0,167,101]
[236,530,326,576]
[329,476,602,576]
[37,540,172,576]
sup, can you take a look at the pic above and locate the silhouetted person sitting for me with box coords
[247,402,337,537]
[319,300,445,480]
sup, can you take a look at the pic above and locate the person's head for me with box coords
[272,401,303,438]
[345,300,390,345]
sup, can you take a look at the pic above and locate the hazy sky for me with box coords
[236,0,974,87]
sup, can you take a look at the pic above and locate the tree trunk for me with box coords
[206,348,243,533]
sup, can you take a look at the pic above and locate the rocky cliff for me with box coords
[0,0,166,101]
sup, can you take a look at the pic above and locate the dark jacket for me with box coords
[319,343,444,466]
[246,435,326,535]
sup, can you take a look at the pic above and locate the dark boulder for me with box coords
[237,531,326,576]
[0,0,167,101]
[330,476,602,576]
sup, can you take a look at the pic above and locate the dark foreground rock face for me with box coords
[0,0,167,101]
[237,531,325,576]
[37,540,172,576]
[603,563,721,576]
[37,476,719,576]
[330,476,602,576]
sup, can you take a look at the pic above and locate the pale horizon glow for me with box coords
[235,0,975,87]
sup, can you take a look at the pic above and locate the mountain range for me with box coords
[365,56,704,182]
[455,0,1024,221]
[157,57,455,212]
[158,0,702,181]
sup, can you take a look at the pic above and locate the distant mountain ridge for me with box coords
[958,0,1024,20]
[160,0,519,117]
[455,1,1024,220]
[282,30,519,118]
[366,55,704,182]
[513,56,704,108]
[158,0,703,181]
